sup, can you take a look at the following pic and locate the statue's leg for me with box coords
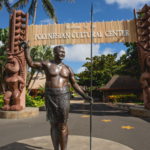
[2,91,12,110]
[50,123,59,150]
[58,123,68,150]
[10,89,23,111]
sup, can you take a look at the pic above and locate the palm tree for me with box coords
[0,0,10,12]
[10,0,74,24]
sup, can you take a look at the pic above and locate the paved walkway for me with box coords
[0,96,150,150]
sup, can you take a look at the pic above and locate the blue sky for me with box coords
[1,0,150,73]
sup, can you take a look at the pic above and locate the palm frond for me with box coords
[28,0,36,19]
[3,0,10,12]
[10,0,29,13]
[42,0,57,22]
[0,1,2,11]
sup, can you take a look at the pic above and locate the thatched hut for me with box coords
[97,75,143,102]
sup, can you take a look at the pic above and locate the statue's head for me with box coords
[53,45,65,60]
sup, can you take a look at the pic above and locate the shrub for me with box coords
[0,94,4,108]
[0,92,45,108]
[108,94,137,103]
[26,92,45,108]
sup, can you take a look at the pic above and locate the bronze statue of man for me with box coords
[21,42,93,150]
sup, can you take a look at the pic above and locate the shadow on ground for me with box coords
[0,142,51,150]
[69,103,150,123]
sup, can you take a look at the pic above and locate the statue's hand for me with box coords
[19,85,24,93]
[18,40,30,49]
[85,96,93,104]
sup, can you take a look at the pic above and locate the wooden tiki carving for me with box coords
[134,4,150,110]
[2,10,29,111]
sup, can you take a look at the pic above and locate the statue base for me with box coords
[0,107,39,119]
[129,106,150,117]
[0,135,133,150]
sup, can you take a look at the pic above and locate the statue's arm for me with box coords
[24,47,44,70]
[17,76,26,93]
[68,67,88,99]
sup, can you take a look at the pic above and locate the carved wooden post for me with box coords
[2,10,29,111]
[134,4,150,110]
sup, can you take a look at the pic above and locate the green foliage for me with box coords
[118,10,144,80]
[0,0,10,12]
[0,93,45,108]
[108,94,137,103]
[26,93,45,108]
[37,84,45,95]
[26,91,45,108]
[0,94,4,108]
[0,27,9,93]
[76,53,121,86]
[0,28,9,44]
[118,42,141,80]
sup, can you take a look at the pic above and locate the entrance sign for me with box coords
[28,20,137,46]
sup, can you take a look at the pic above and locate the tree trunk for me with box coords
[1,80,5,94]
[32,0,38,24]
[27,72,35,90]
[28,71,39,95]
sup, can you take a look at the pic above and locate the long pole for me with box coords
[90,3,93,150]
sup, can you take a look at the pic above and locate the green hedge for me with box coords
[108,94,137,103]
[0,92,45,108]
[26,91,45,108]
[0,95,4,108]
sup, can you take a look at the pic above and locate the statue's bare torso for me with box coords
[42,60,70,88]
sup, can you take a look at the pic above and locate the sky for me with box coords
[1,0,150,73]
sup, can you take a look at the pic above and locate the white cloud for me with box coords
[76,48,126,73]
[102,47,115,55]
[64,44,100,62]
[116,50,126,60]
[39,19,54,24]
[105,0,150,9]
[90,8,101,15]
[93,8,101,14]
[0,41,4,48]
[77,67,86,73]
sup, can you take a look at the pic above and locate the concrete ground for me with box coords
[0,96,150,150]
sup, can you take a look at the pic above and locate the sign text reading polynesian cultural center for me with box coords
[28,20,137,46]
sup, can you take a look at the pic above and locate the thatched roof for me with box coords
[28,73,46,90]
[98,75,142,90]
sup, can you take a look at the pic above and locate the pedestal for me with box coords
[0,107,39,119]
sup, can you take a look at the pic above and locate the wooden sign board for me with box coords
[28,20,137,46]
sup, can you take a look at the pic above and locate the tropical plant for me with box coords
[25,91,45,108]
[108,94,137,103]
[0,0,10,12]
[37,83,45,95]
[76,53,122,87]
[0,27,9,93]
[10,0,74,24]
[0,27,9,45]
[118,43,141,80]
[118,11,144,80]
